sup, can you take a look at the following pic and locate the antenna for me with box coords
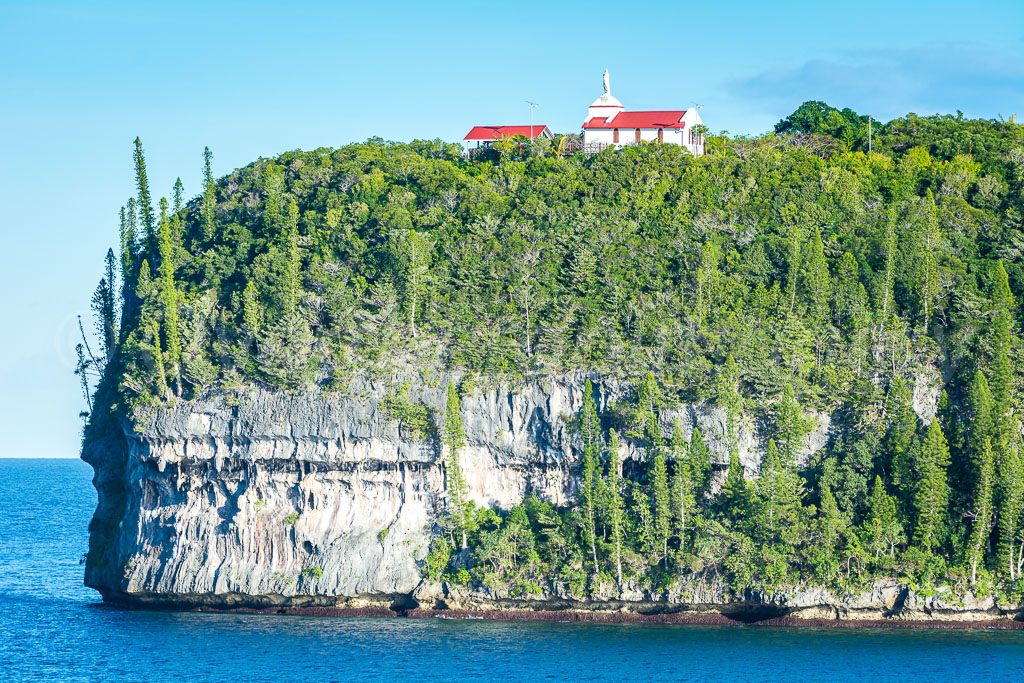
[526,100,540,140]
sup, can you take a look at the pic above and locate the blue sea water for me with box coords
[1,459,1023,682]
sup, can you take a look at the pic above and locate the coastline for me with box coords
[97,594,1024,630]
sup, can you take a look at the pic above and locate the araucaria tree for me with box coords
[914,418,950,553]
[441,380,470,550]
[580,378,601,573]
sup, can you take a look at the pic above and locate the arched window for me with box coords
[658,129,664,142]
[635,128,641,143]
[613,128,619,143]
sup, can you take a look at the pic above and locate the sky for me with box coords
[1,0,1023,458]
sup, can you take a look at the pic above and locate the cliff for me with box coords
[81,371,1019,624]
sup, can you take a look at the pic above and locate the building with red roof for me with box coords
[581,70,705,155]
[463,125,553,149]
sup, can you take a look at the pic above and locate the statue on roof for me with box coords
[603,69,610,95]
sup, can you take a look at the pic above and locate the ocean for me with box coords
[1,458,1023,682]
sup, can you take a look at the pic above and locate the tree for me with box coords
[652,443,671,568]
[285,199,301,314]
[670,422,696,554]
[695,241,719,326]
[966,437,995,585]
[580,378,601,573]
[91,249,118,360]
[689,427,712,500]
[914,418,950,553]
[133,137,155,252]
[716,354,743,457]
[201,147,216,239]
[918,190,941,328]
[242,280,263,336]
[402,229,432,338]
[990,261,1016,442]
[173,177,184,214]
[960,371,994,495]
[119,199,138,297]
[441,380,470,550]
[158,198,182,397]
[996,439,1023,580]
[720,450,749,515]
[864,475,903,559]
[775,385,809,468]
[884,377,918,497]
[785,224,801,314]
[606,428,625,586]
[804,225,832,326]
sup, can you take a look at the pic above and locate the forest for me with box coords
[80,101,1024,601]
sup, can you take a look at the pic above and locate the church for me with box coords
[581,70,706,155]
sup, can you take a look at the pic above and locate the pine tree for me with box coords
[441,380,470,550]
[580,379,601,573]
[606,428,625,586]
[119,200,138,297]
[990,261,1016,442]
[173,177,184,214]
[818,484,842,548]
[785,224,801,313]
[670,422,695,554]
[285,199,301,314]
[689,427,712,500]
[242,280,263,336]
[996,439,1023,580]
[878,211,897,326]
[652,445,671,568]
[805,225,832,326]
[720,449,749,515]
[967,437,995,585]
[959,371,994,495]
[775,385,809,468]
[695,241,719,326]
[150,319,168,398]
[758,439,783,534]
[918,190,941,328]
[403,229,431,338]
[133,137,155,252]
[201,147,216,239]
[914,418,951,553]
[864,475,902,559]
[756,439,805,541]
[716,354,743,457]
[884,377,918,496]
[158,198,182,397]
[833,251,860,333]
[90,249,118,359]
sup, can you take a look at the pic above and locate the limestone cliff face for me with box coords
[84,370,1008,623]
[83,372,826,607]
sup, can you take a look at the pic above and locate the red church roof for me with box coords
[582,110,687,129]
[464,125,551,140]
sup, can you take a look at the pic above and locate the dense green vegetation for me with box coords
[83,102,1024,600]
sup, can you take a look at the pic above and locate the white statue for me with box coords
[603,69,610,95]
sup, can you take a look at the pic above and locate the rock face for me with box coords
[82,371,1016,622]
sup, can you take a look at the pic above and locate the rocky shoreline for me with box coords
[98,596,1024,630]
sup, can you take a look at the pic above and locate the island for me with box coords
[80,103,1024,626]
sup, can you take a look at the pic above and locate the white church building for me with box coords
[582,70,705,155]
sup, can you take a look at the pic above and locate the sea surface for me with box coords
[1,458,1024,682]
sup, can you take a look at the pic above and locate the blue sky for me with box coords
[1,0,1023,458]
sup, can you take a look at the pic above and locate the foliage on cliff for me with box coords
[84,102,1024,598]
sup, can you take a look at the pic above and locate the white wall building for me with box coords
[582,70,705,156]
